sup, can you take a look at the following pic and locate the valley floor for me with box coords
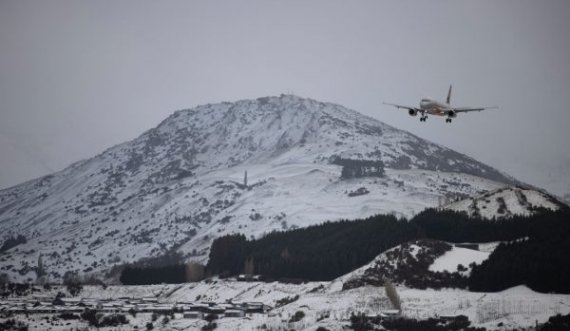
[2,280,569,330]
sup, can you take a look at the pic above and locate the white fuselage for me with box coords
[419,97,450,116]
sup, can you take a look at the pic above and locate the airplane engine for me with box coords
[408,109,418,116]
[447,110,457,118]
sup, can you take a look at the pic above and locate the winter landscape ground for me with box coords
[1,95,568,330]
[3,272,570,330]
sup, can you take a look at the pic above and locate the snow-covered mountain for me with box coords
[442,186,565,219]
[0,94,518,282]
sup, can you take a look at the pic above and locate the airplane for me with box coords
[383,85,497,123]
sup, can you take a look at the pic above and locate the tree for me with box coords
[0,273,9,285]
[63,271,82,296]
[384,278,401,312]
[289,310,305,323]
[332,157,385,179]
[0,235,26,253]
[207,234,247,276]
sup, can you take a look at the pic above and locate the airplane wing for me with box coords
[383,102,423,112]
[448,106,498,113]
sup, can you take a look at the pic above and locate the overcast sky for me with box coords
[1,0,569,196]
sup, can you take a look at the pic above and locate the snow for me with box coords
[429,246,490,275]
[408,244,422,259]
[398,286,569,330]
[3,281,569,331]
[444,186,562,219]
[478,241,501,253]
[0,95,519,282]
[500,285,541,296]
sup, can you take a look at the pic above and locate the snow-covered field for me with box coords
[3,280,569,330]
[429,246,490,275]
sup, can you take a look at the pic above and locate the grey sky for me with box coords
[1,0,569,195]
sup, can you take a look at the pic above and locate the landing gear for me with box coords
[420,116,428,122]
[445,118,452,123]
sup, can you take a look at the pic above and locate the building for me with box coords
[225,309,246,318]
[183,311,204,319]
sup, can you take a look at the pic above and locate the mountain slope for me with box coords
[0,94,516,282]
[442,186,565,219]
[340,239,482,290]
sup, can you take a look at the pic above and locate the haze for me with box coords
[1,0,569,196]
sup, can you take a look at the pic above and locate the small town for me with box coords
[1,294,270,319]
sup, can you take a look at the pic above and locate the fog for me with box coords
[1,0,569,195]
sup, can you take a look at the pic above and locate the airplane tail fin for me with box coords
[446,85,452,104]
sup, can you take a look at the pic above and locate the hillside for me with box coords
[340,240,476,291]
[0,95,517,282]
[443,186,565,219]
[338,207,570,294]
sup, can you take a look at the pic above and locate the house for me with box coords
[141,297,158,303]
[31,295,52,303]
[176,302,195,311]
[61,298,82,305]
[244,302,269,313]
[205,305,225,315]
[189,303,210,312]
[100,302,120,313]
[81,298,101,307]
[225,309,246,318]
[120,304,137,313]
[438,314,465,322]
[183,311,204,319]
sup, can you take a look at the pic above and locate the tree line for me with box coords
[119,207,570,293]
[206,208,570,292]
[0,235,26,253]
[468,209,570,293]
[208,215,418,281]
[331,157,385,179]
